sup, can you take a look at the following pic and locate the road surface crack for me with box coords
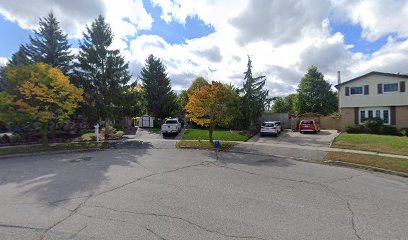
[0,223,44,231]
[86,205,268,240]
[40,194,93,240]
[41,163,202,239]
[222,165,363,239]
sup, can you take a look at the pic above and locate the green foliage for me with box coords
[271,95,297,113]
[345,125,367,134]
[140,54,178,118]
[8,46,33,67]
[239,56,269,128]
[1,63,83,146]
[362,117,383,134]
[176,140,237,151]
[182,129,250,141]
[177,77,209,111]
[296,66,338,115]
[381,126,399,136]
[20,12,73,73]
[75,15,139,124]
[400,128,408,137]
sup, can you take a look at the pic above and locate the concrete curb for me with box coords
[322,160,408,178]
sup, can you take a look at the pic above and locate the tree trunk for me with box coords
[41,123,49,146]
[105,119,112,139]
[209,124,215,143]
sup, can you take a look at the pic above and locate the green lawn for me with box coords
[332,133,408,156]
[0,142,110,156]
[324,152,408,174]
[182,129,251,141]
[176,140,237,151]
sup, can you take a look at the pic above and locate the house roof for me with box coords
[335,71,408,88]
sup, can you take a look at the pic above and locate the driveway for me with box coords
[249,129,339,148]
[0,146,407,239]
[124,127,186,141]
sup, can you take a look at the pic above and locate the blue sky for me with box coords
[1,0,407,94]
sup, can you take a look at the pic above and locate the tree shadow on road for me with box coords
[0,141,153,205]
[215,151,296,168]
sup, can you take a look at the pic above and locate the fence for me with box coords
[261,113,341,130]
[260,113,291,129]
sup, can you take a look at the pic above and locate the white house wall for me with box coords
[339,75,408,108]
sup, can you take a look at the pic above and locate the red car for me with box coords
[299,119,320,134]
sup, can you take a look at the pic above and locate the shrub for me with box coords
[400,128,408,137]
[115,130,124,136]
[380,126,399,136]
[0,134,11,144]
[362,117,383,134]
[10,133,23,143]
[345,125,366,134]
[78,133,96,141]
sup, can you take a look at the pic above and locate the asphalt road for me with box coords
[0,144,407,240]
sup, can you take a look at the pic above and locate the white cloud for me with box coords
[1,0,408,96]
[0,57,8,66]
[332,0,408,41]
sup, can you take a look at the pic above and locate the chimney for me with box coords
[337,71,341,85]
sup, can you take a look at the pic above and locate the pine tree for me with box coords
[140,54,177,118]
[240,56,269,129]
[75,15,135,127]
[22,12,73,73]
[8,46,32,67]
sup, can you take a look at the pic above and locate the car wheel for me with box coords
[299,131,303,134]
[260,133,264,137]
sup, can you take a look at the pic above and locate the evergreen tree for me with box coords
[8,46,32,67]
[296,66,338,115]
[75,15,136,127]
[140,54,177,118]
[239,56,269,129]
[22,12,73,73]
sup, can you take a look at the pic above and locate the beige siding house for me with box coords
[336,71,408,130]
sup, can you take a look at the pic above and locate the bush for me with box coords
[0,134,11,144]
[362,117,383,134]
[381,126,399,136]
[345,125,366,134]
[10,134,23,143]
[115,130,124,136]
[77,132,96,141]
[400,128,408,137]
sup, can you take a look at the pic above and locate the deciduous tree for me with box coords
[186,81,240,143]
[0,63,83,145]
[296,66,338,115]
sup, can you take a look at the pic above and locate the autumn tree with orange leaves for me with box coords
[186,81,240,143]
[0,63,83,145]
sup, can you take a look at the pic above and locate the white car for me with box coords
[260,121,281,137]
[161,118,181,136]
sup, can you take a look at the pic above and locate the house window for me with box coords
[384,83,398,92]
[360,111,366,123]
[350,86,363,95]
[383,110,389,124]
[359,107,390,125]
[368,110,373,118]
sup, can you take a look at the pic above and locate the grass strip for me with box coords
[182,129,251,141]
[332,133,408,156]
[324,152,408,174]
[176,140,237,151]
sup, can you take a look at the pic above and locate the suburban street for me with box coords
[0,143,407,240]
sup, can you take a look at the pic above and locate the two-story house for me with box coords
[336,71,408,130]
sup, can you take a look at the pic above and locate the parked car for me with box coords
[161,118,181,136]
[260,121,280,137]
[299,119,320,134]
[272,121,282,133]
